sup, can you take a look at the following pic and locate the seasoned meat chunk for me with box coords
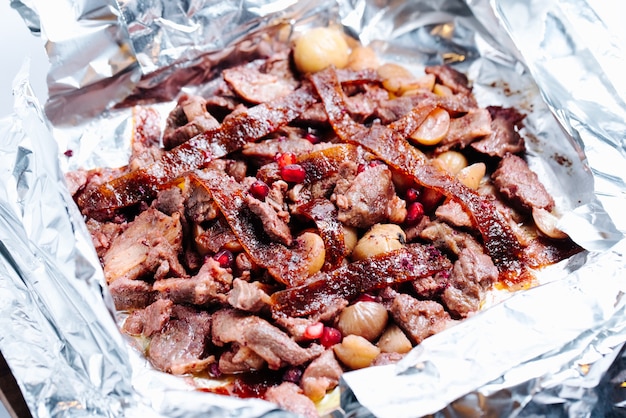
[471,106,526,157]
[102,208,185,283]
[492,153,555,212]
[122,298,173,336]
[390,294,452,344]
[264,382,318,418]
[212,309,324,369]
[300,349,343,401]
[332,163,404,229]
[442,248,498,318]
[147,305,213,375]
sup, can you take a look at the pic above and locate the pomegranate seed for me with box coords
[213,249,234,269]
[320,326,342,348]
[305,132,320,144]
[368,160,383,168]
[304,322,324,339]
[275,152,296,168]
[249,180,269,200]
[208,362,222,378]
[356,293,377,303]
[282,367,303,384]
[280,164,306,183]
[63,149,73,157]
[357,163,366,174]
[405,201,425,225]
[405,188,420,203]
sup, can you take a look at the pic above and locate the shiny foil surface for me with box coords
[1,0,625,417]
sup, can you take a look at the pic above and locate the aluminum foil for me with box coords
[1,0,625,417]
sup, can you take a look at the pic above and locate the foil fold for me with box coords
[2,0,626,417]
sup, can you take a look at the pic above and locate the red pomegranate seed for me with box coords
[63,149,73,157]
[405,201,425,225]
[249,179,269,200]
[304,322,324,339]
[213,249,234,269]
[305,132,320,144]
[275,152,296,168]
[280,164,306,183]
[282,366,303,384]
[368,160,383,168]
[320,326,342,348]
[356,293,377,303]
[405,188,420,203]
[357,163,366,174]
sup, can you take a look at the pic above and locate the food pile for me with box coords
[68,27,581,417]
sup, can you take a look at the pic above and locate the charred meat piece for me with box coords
[471,106,526,157]
[492,153,555,213]
[390,294,453,344]
[102,208,185,283]
[147,305,214,375]
[212,309,324,369]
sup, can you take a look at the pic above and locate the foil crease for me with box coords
[2,0,626,417]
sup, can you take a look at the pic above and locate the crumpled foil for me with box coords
[1,0,625,417]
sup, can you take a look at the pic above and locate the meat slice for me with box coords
[300,349,343,402]
[492,153,555,213]
[441,248,498,318]
[163,94,221,149]
[435,198,473,229]
[245,194,293,246]
[223,64,295,104]
[153,257,233,306]
[227,278,271,313]
[332,163,405,229]
[419,221,484,256]
[108,277,155,310]
[425,65,473,95]
[390,294,452,344]
[241,134,314,163]
[471,106,526,157]
[264,382,318,418]
[122,298,173,336]
[437,108,492,152]
[211,309,324,369]
[147,305,213,375]
[85,218,125,258]
[102,208,185,283]
[218,344,266,374]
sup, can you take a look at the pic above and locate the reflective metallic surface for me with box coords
[1,0,625,417]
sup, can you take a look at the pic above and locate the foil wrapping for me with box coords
[1,0,625,417]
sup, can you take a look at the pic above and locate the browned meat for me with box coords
[419,221,484,256]
[241,132,314,163]
[492,153,555,212]
[471,106,526,157]
[223,64,295,104]
[153,184,186,217]
[435,198,473,228]
[442,248,498,318]
[102,208,185,283]
[390,294,452,344]
[122,298,173,336]
[186,180,219,224]
[129,107,164,170]
[272,316,317,342]
[332,163,405,229]
[147,305,214,375]
[227,278,271,313]
[245,194,293,246]
[345,85,389,122]
[300,349,343,401]
[153,257,233,306]
[412,271,450,299]
[194,216,238,255]
[437,108,492,152]
[163,94,221,149]
[218,344,266,374]
[85,218,125,258]
[211,309,324,369]
[108,277,155,310]
[425,65,473,95]
[264,382,318,418]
